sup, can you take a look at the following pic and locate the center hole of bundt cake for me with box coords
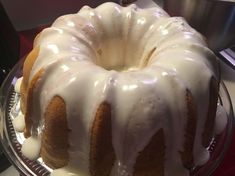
[95,43,156,72]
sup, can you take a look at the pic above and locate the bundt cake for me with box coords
[14,2,220,176]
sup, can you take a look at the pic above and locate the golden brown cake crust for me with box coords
[41,95,69,168]
[22,47,40,86]
[20,47,40,114]
[90,102,116,176]
[24,69,44,137]
[133,128,165,176]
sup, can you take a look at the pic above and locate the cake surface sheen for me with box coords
[14,2,221,176]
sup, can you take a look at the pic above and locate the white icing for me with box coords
[21,136,41,160]
[12,113,25,132]
[215,104,228,135]
[17,2,220,176]
[14,77,23,93]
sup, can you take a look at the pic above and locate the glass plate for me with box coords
[0,60,234,176]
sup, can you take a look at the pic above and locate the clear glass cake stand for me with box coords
[0,59,234,176]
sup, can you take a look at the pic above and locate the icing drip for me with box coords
[21,136,41,160]
[15,2,220,176]
[14,77,23,93]
[215,105,228,135]
[12,113,25,132]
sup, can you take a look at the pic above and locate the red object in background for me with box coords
[18,27,235,176]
